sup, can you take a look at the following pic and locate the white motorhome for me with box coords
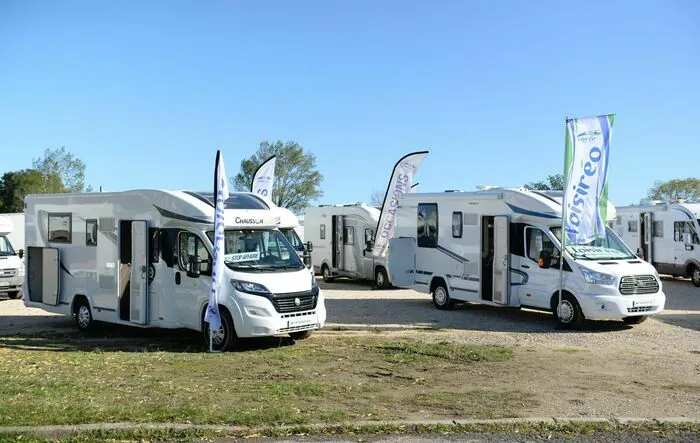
[0,215,24,299]
[1,213,25,252]
[388,189,665,328]
[614,202,700,286]
[23,190,326,350]
[304,203,391,288]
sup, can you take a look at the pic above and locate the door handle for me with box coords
[521,265,530,269]
[175,272,181,285]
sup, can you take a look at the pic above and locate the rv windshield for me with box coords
[206,229,304,272]
[550,226,636,260]
[280,228,304,252]
[0,235,15,256]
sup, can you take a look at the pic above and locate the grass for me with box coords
[0,334,519,427]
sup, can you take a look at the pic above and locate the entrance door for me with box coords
[481,216,494,301]
[129,221,148,325]
[361,227,376,279]
[492,216,509,304]
[332,215,344,271]
[342,223,357,274]
[388,237,415,287]
[641,213,653,262]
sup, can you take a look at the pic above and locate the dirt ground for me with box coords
[1,276,699,421]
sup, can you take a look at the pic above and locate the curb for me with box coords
[1,417,699,438]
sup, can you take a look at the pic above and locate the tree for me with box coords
[32,146,90,192]
[524,174,564,191]
[370,190,384,207]
[232,141,323,212]
[646,178,700,202]
[0,169,65,212]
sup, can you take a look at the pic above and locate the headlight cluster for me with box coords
[230,279,271,296]
[580,267,615,286]
[18,266,25,277]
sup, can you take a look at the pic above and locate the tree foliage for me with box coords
[0,169,65,212]
[524,174,565,191]
[232,141,323,212]
[32,146,89,192]
[370,190,384,207]
[646,178,700,202]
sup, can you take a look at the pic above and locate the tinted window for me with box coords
[185,191,270,209]
[49,213,72,243]
[452,212,463,238]
[526,227,559,264]
[417,203,438,248]
[653,221,663,238]
[86,219,98,246]
[628,221,638,233]
[343,226,354,245]
[178,232,212,276]
[320,224,326,240]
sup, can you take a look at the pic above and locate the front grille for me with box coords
[619,275,659,295]
[272,290,318,313]
[0,268,17,278]
[627,306,656,313]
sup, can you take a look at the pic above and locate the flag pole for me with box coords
[557,116,569,326]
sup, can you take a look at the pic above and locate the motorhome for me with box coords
[304,203,391,289]
[614,202,700,286]
[23,190,326,350]
[0,215,24,299]
[388,188,665,328]
[1,213,25,252]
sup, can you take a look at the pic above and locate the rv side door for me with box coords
[129,220,149,325]
[642,213,653,262]
[492,216,509,304]
[388,237,416,288]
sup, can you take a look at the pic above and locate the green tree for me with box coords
[524,174,565,191]
[646,178,700,202]
[370,190,384,207]
[232,141,323,212]
[0,169,65,212]
[32,146,90,192]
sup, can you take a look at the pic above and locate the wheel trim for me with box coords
[434,287,447,305]
[77,306,91,328]
[211,325,226,346]
[693,268,700,284]
[376,271,385,287]
[557,300,575,324]
[323,267,330,278]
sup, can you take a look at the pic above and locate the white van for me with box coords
[0,215,24,299]
[24,190,326,350]
[388,188,666,328]
[305,203,391,289]
[614,202,700,286]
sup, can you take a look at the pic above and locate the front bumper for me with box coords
[0,274,23,292]
[577,291,666,320]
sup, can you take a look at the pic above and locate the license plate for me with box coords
[0,282,9,288]
[288,317,315,328]
[633,300,653,308]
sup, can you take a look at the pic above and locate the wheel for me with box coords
[552,293,584,329]
[432,281,455,310]
[322,264,335,283]
[7,291,22,300]
[203,308,237,352]
[375,267,390,290]
[691,265,700,287]
[623,316,648,325]
[289,330,313,340]
[74,298,95,332]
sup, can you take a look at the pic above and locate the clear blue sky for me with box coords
[1,0,698,207]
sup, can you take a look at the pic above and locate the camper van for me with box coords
[388,189,665,328]
[615,202,700,286]
[23,190,326,350]
[0,215,24,299]
[304,203,391,288]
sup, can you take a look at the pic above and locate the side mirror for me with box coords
[187,255,201,278]
[636,248,644,259]
[17,249,24,259]
[538,250,552,269]
[306,241,313,253]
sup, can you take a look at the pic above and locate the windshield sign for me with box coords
[551,226,635,260]
[207,229,304,272]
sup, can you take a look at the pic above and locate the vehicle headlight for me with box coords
[18,266,24,277]
[230,279,271,296]
[580,267,615,286]
[311,271,320,295]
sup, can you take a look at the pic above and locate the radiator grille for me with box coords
[272,290,318,313]
[0,268,17,278]
[619,275,659,295]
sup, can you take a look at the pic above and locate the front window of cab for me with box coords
[0,236,15,256]
[551,226,636,260]
[206,229,304,272]
[280,228,304,252]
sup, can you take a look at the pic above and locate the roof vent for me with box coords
[445,189,463,193]
[476,185,498,191]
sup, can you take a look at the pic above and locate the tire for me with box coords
[552,293,584,329]
[690,265,700,287]
[203,308,237,352]
[375,267,390,290]
[7,291,22,300]
[432,280,455,310]
[623,315,648,325]
[289,330,313,340]
[322,264,335,283]
[74,298,95,332]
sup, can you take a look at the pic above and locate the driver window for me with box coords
[525,227,558,263]
[364,228,374,248]
[178,232,212,275]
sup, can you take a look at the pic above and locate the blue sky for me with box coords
[1,0,698,207]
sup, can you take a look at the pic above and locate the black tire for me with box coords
[690,265,700,287]
[322,264,335,283]
[432,280,455,310]
[623,315,648,325]
[289,330,313,340]
[375,267,390,290]
[203,308,237,352]
[7,291,22,300]
[74,297,95,332]
[552,293,585,329]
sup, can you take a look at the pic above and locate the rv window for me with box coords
[628,221,638,233]
[525,227,559,264]
[364,228,374,245]
[320,224,326,240]
[149,228,160,263]
[417,203,438,248]
[452,212,463,238]
[178,232,212,276]
[675,221,699,243]
[343,226,355,245]
[48,213,72,243]
[86,219,98,246]
[653,221,664,238]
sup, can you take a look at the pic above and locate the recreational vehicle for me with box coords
[388,189,665,328]
[304,203,391,289]
[23,190,326,350]
[0,215,24,299]
[615,202,700,286]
